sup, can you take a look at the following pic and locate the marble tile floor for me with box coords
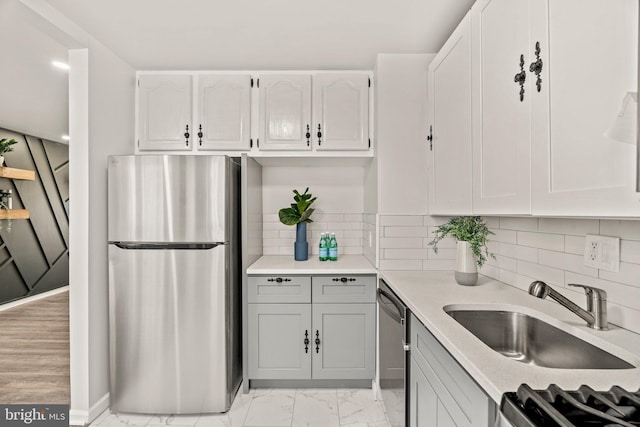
[90,388,391,427]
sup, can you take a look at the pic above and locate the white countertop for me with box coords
[247,255,377,275]
[380,270,640,404]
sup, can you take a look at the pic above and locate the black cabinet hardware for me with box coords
[304,330,309,353]
[529,42,543,93]
[184,124,190,146]
[317,124,322,145]
[332,277,356,283]
[198,124,203,145]
[306,124,311,146]
[427,125,433,150]
[267,277,291,283]
[514,54,526,102]
[315,330,321,353]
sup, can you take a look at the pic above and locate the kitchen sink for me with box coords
[445,309,636,369]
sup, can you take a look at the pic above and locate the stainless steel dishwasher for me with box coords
[378,279,410,427]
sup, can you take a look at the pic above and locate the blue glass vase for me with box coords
[294,222,308,261]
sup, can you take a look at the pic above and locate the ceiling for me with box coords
[45,0,475,70]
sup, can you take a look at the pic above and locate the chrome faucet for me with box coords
[528,281,608,330]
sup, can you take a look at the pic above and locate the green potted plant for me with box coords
[0,138,18,166]
[429,216,495,285]
[278,187,316,261]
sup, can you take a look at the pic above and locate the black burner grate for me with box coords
[501,384,640,427]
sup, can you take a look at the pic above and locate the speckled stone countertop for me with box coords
[247,255,376,275]
[380,270,640,404]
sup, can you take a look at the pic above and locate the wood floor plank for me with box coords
[0,291,70,404]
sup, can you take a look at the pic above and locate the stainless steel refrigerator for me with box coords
[107,155,241,414]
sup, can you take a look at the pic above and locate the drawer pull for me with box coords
[267,277,291,283]
[315,330,321,353]
[304,330,310,353]
[332,277,356,283]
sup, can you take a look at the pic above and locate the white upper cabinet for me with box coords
[313,74,369,151]
[197,74,251,151]
[530,0,639,216]
[428,13,473,215]
[258,75,312,151]
[471,0,531,215]
[137,74,193,151]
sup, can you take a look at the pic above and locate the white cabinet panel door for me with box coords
[530,0,639,216]
[258,75,312,151]
[138,75,193,151]
[197,74,251,151]
[314,74,369,151]
[428,13,473,215]
[471,0,531,214]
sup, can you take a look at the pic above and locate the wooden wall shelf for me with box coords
[0,167,35,181]
[0,209,30,220]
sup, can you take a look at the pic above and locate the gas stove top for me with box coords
[501,384,640,427]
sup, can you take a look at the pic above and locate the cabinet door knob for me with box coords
[529,42,543,93]
[184,124,190,146]
[514,54,526,102]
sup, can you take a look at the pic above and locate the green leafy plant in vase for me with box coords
[278,187,316,261]
[0,138,18,167]
[429,216,495,285]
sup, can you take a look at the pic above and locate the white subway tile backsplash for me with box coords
[384,226,430,237]
[599,262,640,288]
[380,237,424,249]
[384,248,431,260]
[380,215,424,226]
[564,235,585,255]
[491,229,518,244]
[566,272,640,312]
[499,217,538,232]
[422,259,456,270]
[537,249,565,270]
[517,231,564,251]
[517,260,564,287]
[608,304,640,334]
[564,253,598,278]
[427,248,456,260]
[538,218,599,236]
[343,213,364,222]
[423,216,452,226]
[380,259,423,271]
[600,220,640,241]
[500,243,538,263]
[483,217,500,228]
[620,240,640,265]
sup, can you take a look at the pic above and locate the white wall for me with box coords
[0,0,69,142]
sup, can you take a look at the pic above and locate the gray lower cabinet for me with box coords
[312,303,376,379]
[247,274,375,382]
[248,303,311,379]
[409,313,494,427]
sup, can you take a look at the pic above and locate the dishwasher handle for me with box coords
[377,288,406,324]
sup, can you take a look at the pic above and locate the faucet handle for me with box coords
[568,283,607,300]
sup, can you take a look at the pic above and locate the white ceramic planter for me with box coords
[455,240,478,286]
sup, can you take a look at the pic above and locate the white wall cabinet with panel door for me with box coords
[471,0,531,215]
[427,13,473,215]
[197,74,252,151]
[257,73,370,152]
[137,74,193,151]
[530,0,638,216]
[137,73,252,152]
[314,74,370,151]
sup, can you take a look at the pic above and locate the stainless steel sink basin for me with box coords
[445,309,635,369]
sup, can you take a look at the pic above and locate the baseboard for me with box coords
[89,393,110,424]
[0,286,69,312]
[69,393,109,426]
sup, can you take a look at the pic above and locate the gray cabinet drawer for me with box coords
[247,275,311,303]
[410,314,492,427]
[312,275,376,303]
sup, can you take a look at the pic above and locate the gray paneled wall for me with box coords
[0,128,69,304]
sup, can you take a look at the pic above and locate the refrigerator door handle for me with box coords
[113,242,226,250]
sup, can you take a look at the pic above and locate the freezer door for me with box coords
[108,244,239,414]
[108,155,232,243]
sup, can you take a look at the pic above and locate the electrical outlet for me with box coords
[583,234,620,272]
